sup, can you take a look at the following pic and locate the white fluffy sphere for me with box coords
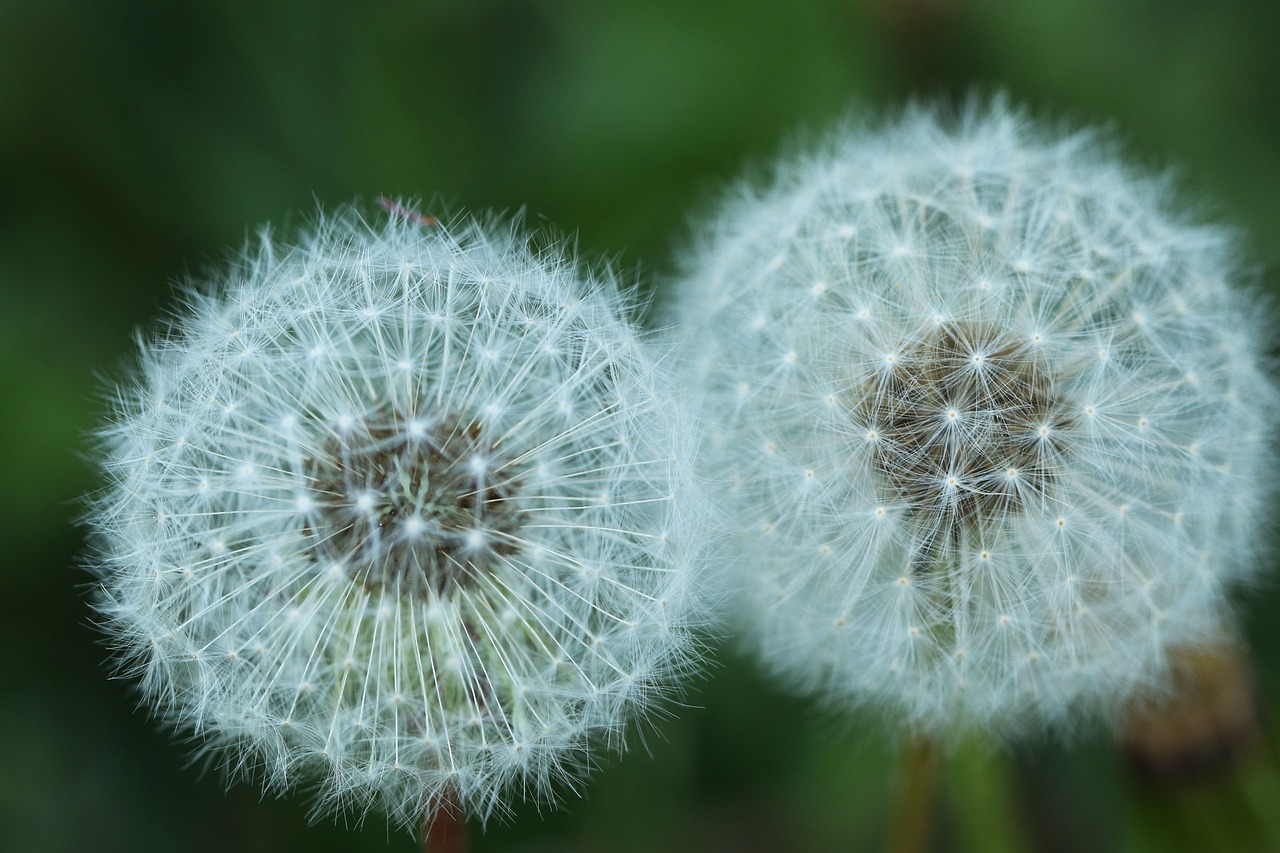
[88,205,708,829]
[675,101,1278,739]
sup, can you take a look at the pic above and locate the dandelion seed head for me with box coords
[86,204,710,831]
[675,99,1279,740]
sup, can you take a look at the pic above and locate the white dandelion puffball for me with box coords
[676,101,1278,739]
[88,205,708,829]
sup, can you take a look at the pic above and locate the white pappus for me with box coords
[674,99,1279,740]
[86,204,710,831]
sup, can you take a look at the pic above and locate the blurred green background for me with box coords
[4,1,1280,851]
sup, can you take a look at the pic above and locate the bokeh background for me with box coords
[4,1,1280,851]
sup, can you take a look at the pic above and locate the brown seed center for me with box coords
[306,414,519,598]
[854,324,1072,529]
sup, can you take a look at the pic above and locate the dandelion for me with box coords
[86,204,708,837]
[674,99,1278,741]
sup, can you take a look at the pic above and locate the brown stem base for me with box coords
[422,793,469,853]
[890,735,940,853]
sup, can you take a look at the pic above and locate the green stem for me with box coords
[1239,758,1280,852]
[948,742,1026,853]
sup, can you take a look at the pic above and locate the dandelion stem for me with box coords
[948,741,1025,853]
[1240,753,1280,852]
[422,791,468,853]
[890,734,940,853]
